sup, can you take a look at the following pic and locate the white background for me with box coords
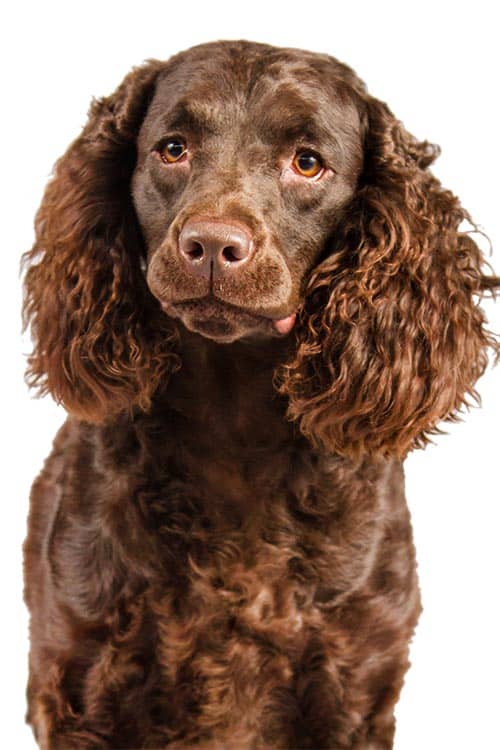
[2,1,499,748]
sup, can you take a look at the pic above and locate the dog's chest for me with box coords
[139,447,386,626]
[141,457,390,745]
[145,458,380,662]
[149,517,325,729]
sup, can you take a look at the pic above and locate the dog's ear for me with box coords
[23,61,180,422]
[279,96,500,459]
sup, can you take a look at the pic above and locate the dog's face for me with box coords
[132,45,364,343]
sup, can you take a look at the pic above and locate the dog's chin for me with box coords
[182,318,253,343]
[162,298,295,344]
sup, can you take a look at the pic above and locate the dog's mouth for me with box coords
[162,297,297,343]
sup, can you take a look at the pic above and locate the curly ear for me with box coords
[23,61,180,422]
[279,96,500,459]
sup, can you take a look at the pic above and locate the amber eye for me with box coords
[292,150,324,178]
[159,138,187,164]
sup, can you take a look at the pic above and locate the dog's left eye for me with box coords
[292,150,324,178]
[159,138,187,164]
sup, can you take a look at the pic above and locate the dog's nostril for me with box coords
[222,245,244,263]
[185,241,204,260]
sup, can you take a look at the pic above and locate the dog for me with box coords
[22,40,499,749]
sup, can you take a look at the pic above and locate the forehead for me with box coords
[141,45,364,149]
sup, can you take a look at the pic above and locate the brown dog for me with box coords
[23,41,499,749]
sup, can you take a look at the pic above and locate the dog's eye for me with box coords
[292,151,324,178]
[159,138,187,164]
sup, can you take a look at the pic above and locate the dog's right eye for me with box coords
[158,138,188,164]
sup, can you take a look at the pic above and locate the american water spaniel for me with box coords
[22,40,499,749]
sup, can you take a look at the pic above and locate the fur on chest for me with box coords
[47,446,401,630]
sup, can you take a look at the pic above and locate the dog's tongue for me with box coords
[272,313,297,335]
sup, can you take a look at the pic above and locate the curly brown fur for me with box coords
[23,41,499,749]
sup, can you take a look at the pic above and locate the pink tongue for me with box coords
[273,313,297,335]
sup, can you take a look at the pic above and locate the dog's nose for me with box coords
[179,219,253,278]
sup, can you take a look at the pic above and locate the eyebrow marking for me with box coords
[259,106,332,149]
[254,85,325,142]
[271,117,323,143]
[161,100,220,134]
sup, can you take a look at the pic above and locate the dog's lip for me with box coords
[160,297,297,335]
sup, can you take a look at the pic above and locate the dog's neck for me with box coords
[163,325,297,452]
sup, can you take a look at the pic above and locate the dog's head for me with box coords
[23,41,499,457]
[132,43,364,344]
